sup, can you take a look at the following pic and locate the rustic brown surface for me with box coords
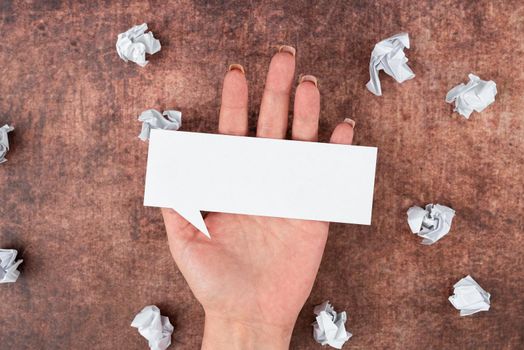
[0,0,523,349]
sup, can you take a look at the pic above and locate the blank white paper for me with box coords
[144,130,378,237]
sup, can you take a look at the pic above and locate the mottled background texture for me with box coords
[0,0,523,349]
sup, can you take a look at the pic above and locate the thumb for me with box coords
[161,208,200,246]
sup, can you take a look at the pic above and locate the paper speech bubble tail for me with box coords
[172,205,210,238]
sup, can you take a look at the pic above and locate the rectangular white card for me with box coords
[144,130,378,236]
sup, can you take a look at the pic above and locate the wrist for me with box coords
[201,312,294,350]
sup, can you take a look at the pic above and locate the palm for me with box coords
[165,211,328,328]
[161,47,354,337]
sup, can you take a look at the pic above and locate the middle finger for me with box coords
[257,45,296,139]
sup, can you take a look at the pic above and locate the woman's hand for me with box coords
[162,46,355,350]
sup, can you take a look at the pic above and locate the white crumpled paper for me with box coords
[445,74,497,119]
[116,23,161,67]
[131,305,174,350]
[138,109,182,141]
[0,249,23,283]
[366,33,415,96]
[312,301,352,349]
[0,124,14,164]
[407,204,455,245]
[449,275,491,316]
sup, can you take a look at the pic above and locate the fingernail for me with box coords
[278,45,296,56]
[299,74,318,88]
[228,63,245,74]
[343,118,356,128]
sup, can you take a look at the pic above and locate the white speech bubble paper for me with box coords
[144,130,378,237]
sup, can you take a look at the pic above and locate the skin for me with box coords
[162,46,355,350]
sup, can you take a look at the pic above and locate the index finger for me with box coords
[218,64,249,136]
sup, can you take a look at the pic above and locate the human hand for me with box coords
[162,46,355,350]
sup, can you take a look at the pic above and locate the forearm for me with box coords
[201,313,293,350]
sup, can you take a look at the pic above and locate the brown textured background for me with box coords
[0,0,523,349]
